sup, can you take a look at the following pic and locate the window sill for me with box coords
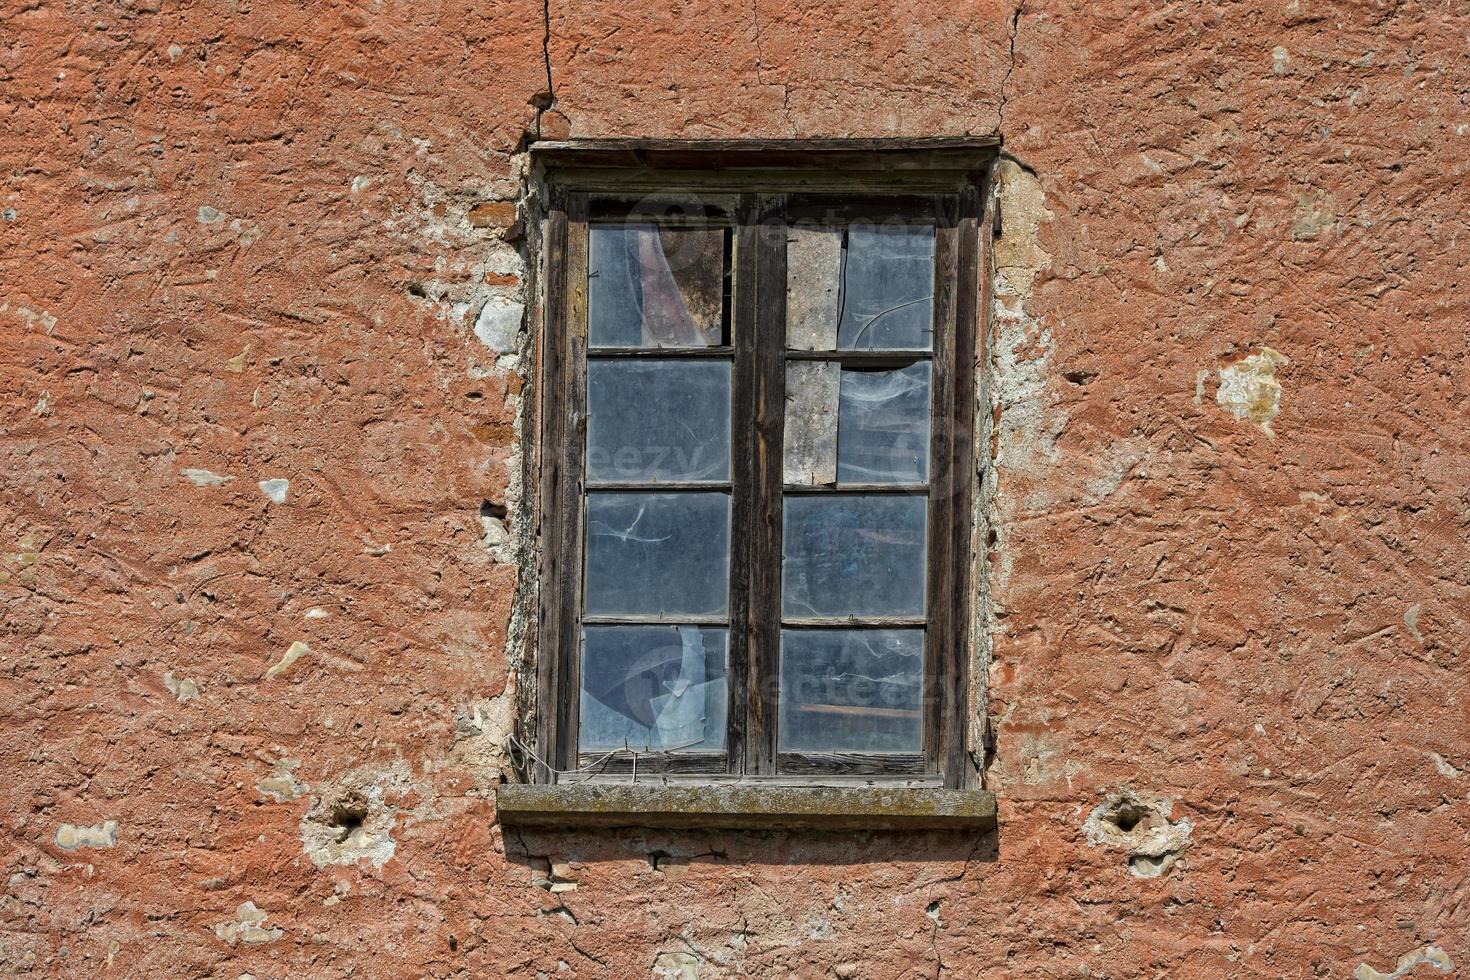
[496,783,996,832]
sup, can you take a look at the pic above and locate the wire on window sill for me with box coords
[507,733,705,784]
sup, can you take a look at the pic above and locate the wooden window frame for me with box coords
[529,139,997,792]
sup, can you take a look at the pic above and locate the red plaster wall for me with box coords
[3,0,1468,977]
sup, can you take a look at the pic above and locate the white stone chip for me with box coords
[212,902,283,946]
[182,468,233,487]
[474,294,525,352]
[258,478,289,504]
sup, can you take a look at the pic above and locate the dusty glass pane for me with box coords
[584,492,730,616]
[785,223,936,351]
[779,629,923,753]
[580,625,727,752]
[837,362,932,484]
[783,361,839,486]
[782,495,926,618]
[839,225,934,350]
[587,360,731,482]
[589,225,726,347]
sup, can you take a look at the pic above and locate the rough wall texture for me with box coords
[2,0,1468,977]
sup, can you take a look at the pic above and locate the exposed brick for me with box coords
[467,201,518,228]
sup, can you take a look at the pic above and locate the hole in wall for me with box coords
[1109,801,1149,833]
[327,800,368,843]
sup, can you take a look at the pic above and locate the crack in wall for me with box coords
[996,0,1026,132]
[535,0,556,138]
[748,0,792,130]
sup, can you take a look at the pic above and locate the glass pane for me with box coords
[587,360,731,482]
[782,495,926,618]
[837,362,932,484]
[839,225,934,350]
[783,361,839,486]
[585,492,730,616]
[779,629,923,753]
[785,223,935,351]
[580,625,727,752]
[589,225,726,347]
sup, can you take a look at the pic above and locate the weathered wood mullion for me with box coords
[747,194,788,775]
[779,483,929,495]
[576,751,729,776]
[550,193,591,775]
[534,193,570,783]
[583,481,732,492]
[924,195,961,776]
[725,194,759,776]
[784,350,932,367]
[946,180,983,789]
[776,752,928,776]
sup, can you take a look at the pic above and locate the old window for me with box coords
[506,141,997,830]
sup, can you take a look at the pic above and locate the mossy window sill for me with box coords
[496,783,997,832]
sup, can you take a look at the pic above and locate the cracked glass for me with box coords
[584,492,730,617]
[580,625,728,752]
[786,223,935,351]
[784,361,932,485]
[589,225,728,347]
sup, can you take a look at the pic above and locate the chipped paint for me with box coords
[181,468,234,487]
[300,763,409,868]
[258,758,307,802]
[1354,946,1454,980]
[162,672,199,702]
[212,902,283,946]
[654,951,701,979]
[1292,188,1335,239]
[1216,347,1288,435]
[474,293,525,352]
[1405,603,1424,643]
[986,157,1061,591]
[265,640,312,679]
[55,821,118,850]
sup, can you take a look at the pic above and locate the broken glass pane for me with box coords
[785,223,935,351]
[779,629,923,753]
[782,495,926,618]
[837,362,932,483]
[589,225,726,347]
[584,492,730,617]
[783,361,839,486]
[839,225,934,350]
[580,625,727,752]
[587,360,731,482]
